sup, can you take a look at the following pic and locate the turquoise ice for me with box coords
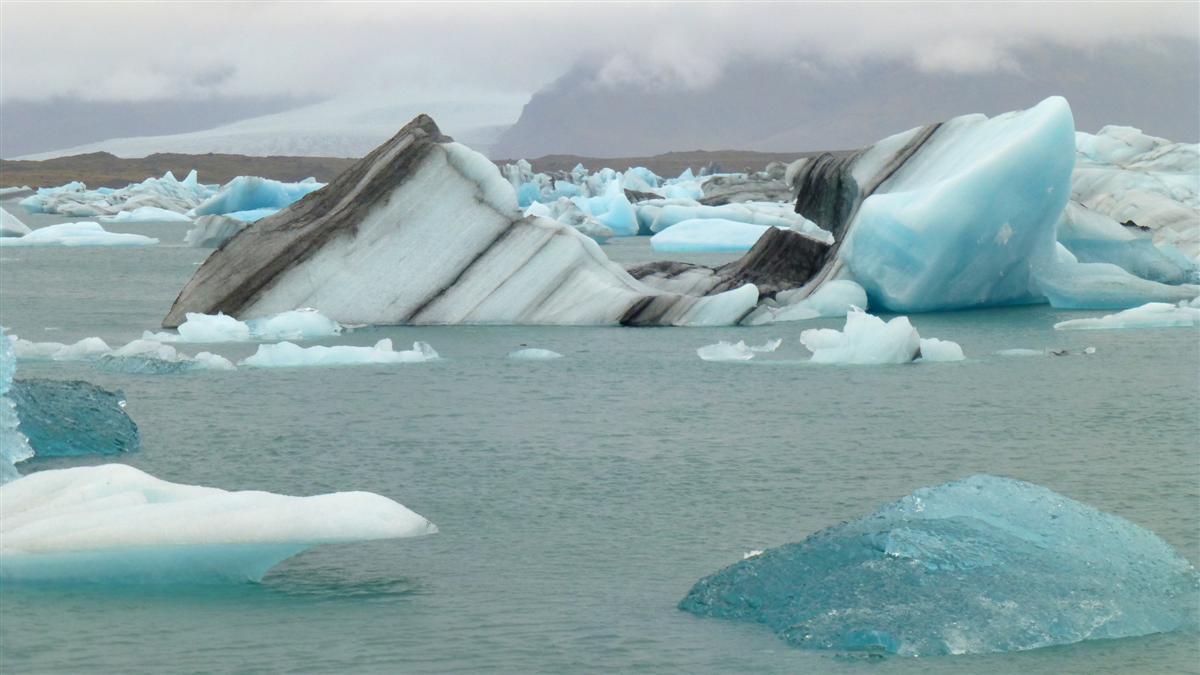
[680,475,1199,656]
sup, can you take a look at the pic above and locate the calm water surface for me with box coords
[1,213,1198,673]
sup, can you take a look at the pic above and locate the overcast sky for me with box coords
[1,1,1197,155]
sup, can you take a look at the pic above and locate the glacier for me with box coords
[163,115,759,328]
[8,379,139,457]
[1054,302,1200,330]
[145,308,342,343]
[241,339,438,368]
[1,330,34,484]
[799,308,962,365]
[0,464,437,583]
[679,475,1199,656]
[0,222,158,248]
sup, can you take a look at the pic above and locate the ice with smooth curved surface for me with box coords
[679,475,1199,656]
[10,336,111,361]
[750,280,869,324]
[241,339,438,368]
[1056,202,1195,285]
[98,206,193,223]
[916,338,965,362]
[1,209,32,237]
[8,379,139,457]
[190,176,325,218]
[146,309,342,343]
[0,464,437,583]
[1054,301,1200,330]
[839,97,1076,312]
[0,222,158,248]
[1,330,34,484]
[651,219,784,253]
[507,348,563,360]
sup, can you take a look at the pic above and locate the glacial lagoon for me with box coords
[1,215,1196,673]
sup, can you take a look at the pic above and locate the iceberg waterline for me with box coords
[0,464,437,583]
[679,475,1199,656]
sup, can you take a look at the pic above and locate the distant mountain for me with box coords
[17,96,525,160]
[491,41,1200,159]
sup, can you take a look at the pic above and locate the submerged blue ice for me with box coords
[679,475,1198,657]
[9,379,139,457]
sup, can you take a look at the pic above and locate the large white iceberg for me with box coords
[164,116,759,328]
[1054,301,1200,330]
[0,464,437,583]
[1072,125,1199,261]
[0,222,158,247]
[680,475,1198,656]
[799,308,962,365]
[241,339,438,368]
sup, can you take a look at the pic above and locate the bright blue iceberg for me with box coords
[839,97,1076,312]
[680,475,1199,657]
[190,176,325,218]
[8,379,139,457]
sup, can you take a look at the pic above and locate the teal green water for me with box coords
[1,217,1198,673]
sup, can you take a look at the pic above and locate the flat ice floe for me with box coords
[679,475,1199,656]
[0,464,437,583]
[506,348,563,360]
[799,308,963,364]
[98,206,192,223]
[696,338,782,362]
[145,309,342,343]
[651,219,785,253]
[1053,301,1200,330]
[0,222,158,247]
[241,339,438,368]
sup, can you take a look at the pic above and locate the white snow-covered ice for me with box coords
[800,309,962,365]
[241,339,439,368]
[1053,302,1200,330]
[145,309,342,343]
[651,219,784,253]
[0,464,437,583]
[696,338,782,362]
[507,348,564,360]
[0,222,158,248]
